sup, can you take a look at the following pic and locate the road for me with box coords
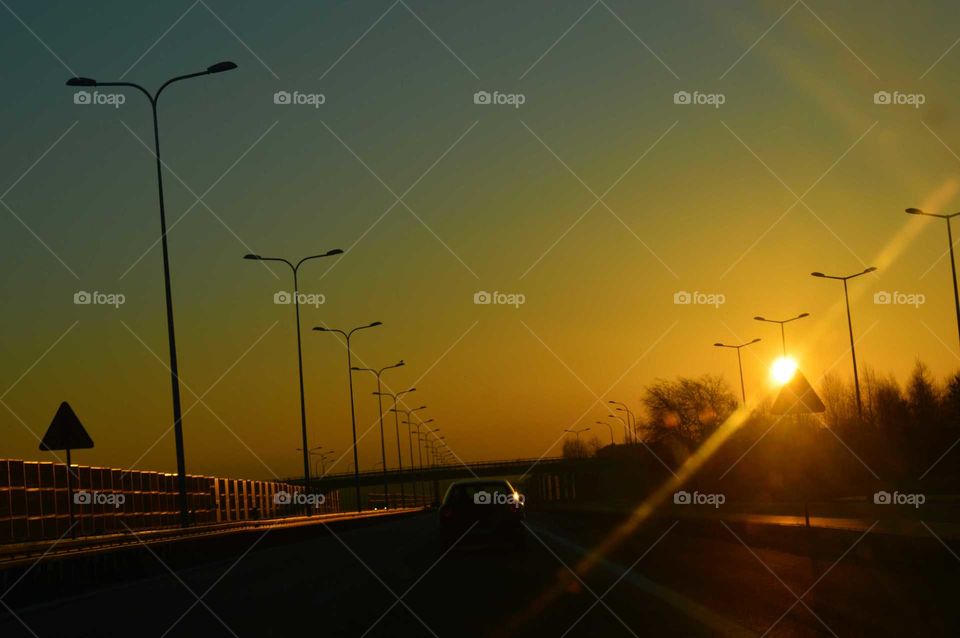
[1,510,957,637]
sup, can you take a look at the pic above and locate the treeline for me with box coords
[568,363,960,502]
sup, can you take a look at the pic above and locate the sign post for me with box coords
[771,371,825,528]
[39,402,94,539]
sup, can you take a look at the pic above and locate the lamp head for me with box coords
[66,77,97,87]
[207,61,238,74]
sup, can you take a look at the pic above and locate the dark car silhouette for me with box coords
[438,479,525,551]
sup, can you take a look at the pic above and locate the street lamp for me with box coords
[906,208,960,350]
[353,361,404,508]
[594,421,616,445]
[375,388,416,506]
[811,267,877,418]
[422,428,441,467]
[67,61,238,528]
[564,427,590,441]
[608,401,635,444]
[392,406,427,504]
[313,321,383,511]
[713,338,762,404]
[607,413,630,443]
[316,450,336,477]
[246,249,343,497]
[753,313,809,356]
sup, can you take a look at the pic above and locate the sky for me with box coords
[3,0,960,481]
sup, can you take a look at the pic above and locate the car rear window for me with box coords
[444,481,513,505]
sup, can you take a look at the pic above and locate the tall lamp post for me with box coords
[713,338,762,404]
[594,421,616,445]
[419,423,439,502]
[376,388,416,507]
[608,413,629,443]
[353,361,404,508]
[811,267,877,418]
[564,427,590,441]
[392,406,427,505]
[295,444,323,476]
[564,427,591,458]
[316,450,335,477]
[67,61,238,528]
[906,208,960,350]
[753,313,809,356]
[246,249,343,496]
[608,401,634,444]
[314,321,383,511]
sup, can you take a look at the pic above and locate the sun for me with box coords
[771,356,798,385]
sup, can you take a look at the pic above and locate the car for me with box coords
[438,479,526,552]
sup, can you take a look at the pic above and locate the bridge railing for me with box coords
[0,459,341,544]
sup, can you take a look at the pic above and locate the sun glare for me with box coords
[771,356,798,385]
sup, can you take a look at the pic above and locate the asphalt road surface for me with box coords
[1,510,957,637]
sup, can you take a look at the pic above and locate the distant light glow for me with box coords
[771,357,798,385]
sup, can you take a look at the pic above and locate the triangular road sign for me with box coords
[771,370,825,415]
[39,401,94,451]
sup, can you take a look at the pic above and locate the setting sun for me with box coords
[771,357,798,385]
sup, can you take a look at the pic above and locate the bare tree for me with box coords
[642,374,737,444]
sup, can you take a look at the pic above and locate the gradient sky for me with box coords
[3,1,960,480]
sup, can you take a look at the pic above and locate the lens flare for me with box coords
[771,356,798,385]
